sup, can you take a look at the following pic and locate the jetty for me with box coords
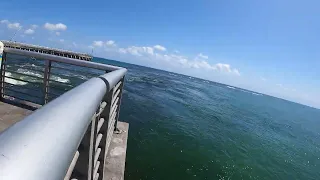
[0,41,128,180]
[1,40,92,61]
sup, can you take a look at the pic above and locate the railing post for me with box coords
[93,91,113,180]
[43,60,51,104]
[0,52,7,99]
[114,76,125,132]
[70,115,97,180]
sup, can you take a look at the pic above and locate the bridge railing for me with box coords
[0,45,127,180]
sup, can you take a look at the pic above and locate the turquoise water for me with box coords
[97,59,320,180]
[7,55,320,180]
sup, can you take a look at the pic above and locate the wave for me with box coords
[18,68,70,83]
[239,89,262,96]
[4,72,28,85]
[51,75,70,83]
[226,85,262,96]
[9,68,71,84]
[169,73,177,77]
[251,92,262,96]
[226,86,236,89]
[17,69,43,78]
[77,75,89,80]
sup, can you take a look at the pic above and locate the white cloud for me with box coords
[174,50,180,53]
[260,77,267,81]
[1,20,22,30]
[93,40,116,48]
[196,53,209,60]
[125,46,154,56]
[154,45,166,51]
[55,32,61,36]
[116,45,240,76]
[215,63,232,72]
[233,69,241,76]
[31,24,38,29]
[72,42,77,47]
[118,48,127,54]
[106,40,116,47]
[93,41,104,47]
[59,39,64,42]
[44,23,67,31]
[277,83,283,87]
[24,29,34,35]
[8,23,22,30]
[0,20,9,24]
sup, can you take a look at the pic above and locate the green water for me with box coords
[104,59,320,180]
[7,55,320,180]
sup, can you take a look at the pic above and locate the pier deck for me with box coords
[0,102,32,133]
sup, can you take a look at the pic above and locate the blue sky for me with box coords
[0,0,319,108]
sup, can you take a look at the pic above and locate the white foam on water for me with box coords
[17,69,43,78]
[239,89,263,96]
[77,75,89,80]
[226,85,262,96]
[51,75,70,83]
[226,85,236,89]
[4,72,28,85]
[15,68,70,83]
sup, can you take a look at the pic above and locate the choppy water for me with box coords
[8,56,320,179]
[101,58,320,180]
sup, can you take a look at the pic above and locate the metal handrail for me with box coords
[2,47,125,106]
[0,68,127,180]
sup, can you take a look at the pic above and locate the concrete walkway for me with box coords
[0,102,32,133]
[104,122,129,180]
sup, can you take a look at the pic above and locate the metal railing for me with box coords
[0,45,127,180]
[0,48,120,108]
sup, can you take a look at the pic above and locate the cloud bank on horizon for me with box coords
[0,19,319,109]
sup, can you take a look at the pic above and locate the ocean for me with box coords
[5,55,320,180]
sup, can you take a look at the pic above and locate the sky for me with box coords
[0,0,319,108]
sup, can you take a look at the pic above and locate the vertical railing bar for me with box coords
[109,104,118,119]
[43,60,51,104]
[64,151,80,180]
[97,89,113,180]
[94,173,99,180]
[88,113,98,180]
[0,52,7,99]
[114,77,125,131]
[94,148,101,166]
[97,118,105,133]
[93,161,100,180]
[95,134,103,151]
[113,81,122,93]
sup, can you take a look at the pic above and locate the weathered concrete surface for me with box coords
[0,102,32,133]
[104,121,129,180]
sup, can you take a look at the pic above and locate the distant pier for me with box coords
[1,40,92,61]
